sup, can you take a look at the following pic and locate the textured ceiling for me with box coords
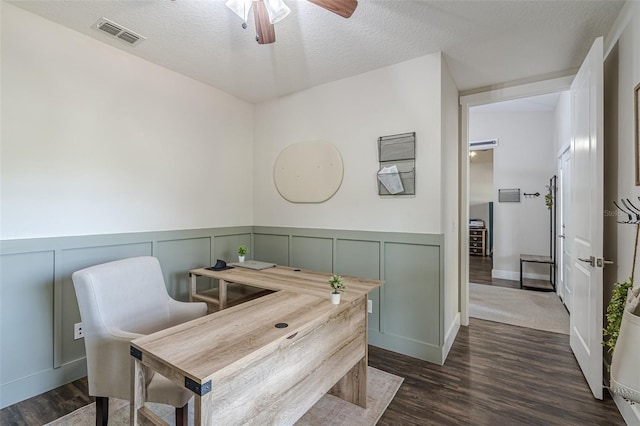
[8,0,625,104]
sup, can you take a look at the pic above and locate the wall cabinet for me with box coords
[469,228,486,256]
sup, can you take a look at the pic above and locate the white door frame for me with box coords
[558,146,572,308]
[459,76,574,326]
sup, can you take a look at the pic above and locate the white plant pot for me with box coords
[331,292,341,305]
[238,255,245,263]
[610,305,640,403]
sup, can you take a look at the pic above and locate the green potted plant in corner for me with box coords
[603,278,633,355]
[237,245,248,263]
[328,274,346,305]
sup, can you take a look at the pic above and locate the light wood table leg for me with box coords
[194,395,202,426]
[329,355,367,408]
[219,279,228,310]
[130,356,146,425]
[328,297,368,408]
[193,394,215,426]
[189,273,196,302]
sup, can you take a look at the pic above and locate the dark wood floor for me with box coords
[470,254,554,291]
[0,377,93,425]
[1,319,624,425]
[372,319,624,425]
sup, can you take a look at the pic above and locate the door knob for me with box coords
[596,258,614,268]
[578,256,595,266]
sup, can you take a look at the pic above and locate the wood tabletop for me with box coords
[189,264,383,303]
[132,290,359,384]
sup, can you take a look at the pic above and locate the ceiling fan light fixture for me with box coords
[262,0,291,24]
[225,0,253,22]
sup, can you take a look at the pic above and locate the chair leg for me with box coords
[95,396,108,426]
[175,403,188,426]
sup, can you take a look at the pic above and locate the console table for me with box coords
[520,254,555,291]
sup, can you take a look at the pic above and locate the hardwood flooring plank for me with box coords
[0,378,93,425]
[1,319,625,425]
[370,318,624,425]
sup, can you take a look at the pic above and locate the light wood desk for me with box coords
[131,266,383,425]
[188,264,380,310]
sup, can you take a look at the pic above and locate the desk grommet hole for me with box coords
[275,322,288,329]
[294,269,301,272]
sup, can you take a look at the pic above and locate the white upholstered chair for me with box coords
[72,256,207,426]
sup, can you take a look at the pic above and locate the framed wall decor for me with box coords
[636,82,640,186]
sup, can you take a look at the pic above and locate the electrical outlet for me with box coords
[74,322,84,340]
[367,299,373,314]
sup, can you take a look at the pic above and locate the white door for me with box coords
[569,36,604,400]
[559,150,572,311]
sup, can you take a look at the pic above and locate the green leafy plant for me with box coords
[603,278,633,354]
[328,274,346,294]
[544,185,554,210]
[237,245,248,256]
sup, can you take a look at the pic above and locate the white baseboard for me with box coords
[442,313,460,362]
[491,269,550,282]
[612,391,640,426]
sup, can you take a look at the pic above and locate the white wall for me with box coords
[440,56,460,358]
[253,54,443,233]
[469,110,556,279]
[555,91,571,156]
[469,154,494,206]
[603,3,640,422]
[1,3,254,239]
[604,1,640,291]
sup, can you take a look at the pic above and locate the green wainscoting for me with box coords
[0,227,251,409]
[0,226,446,409]
[252,227,446,365]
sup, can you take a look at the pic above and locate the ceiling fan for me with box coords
[225,0,358,44]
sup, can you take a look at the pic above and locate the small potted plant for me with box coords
[237,245,248,262]
[328,274,346,305]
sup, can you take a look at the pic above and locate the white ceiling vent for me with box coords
[469,139,498,151]
[93,18,146,46]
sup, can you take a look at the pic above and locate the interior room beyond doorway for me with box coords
[468,92,567,293]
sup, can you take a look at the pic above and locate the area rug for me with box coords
[46,367,402,426]
[469,282,570,335]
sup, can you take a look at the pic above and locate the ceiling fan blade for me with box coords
[254,0,276,44]
[307,0,358,18]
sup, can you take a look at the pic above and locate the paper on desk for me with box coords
[377,165,404,194]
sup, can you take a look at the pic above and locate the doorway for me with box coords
[459,77,575,329]
[464,92,570,334]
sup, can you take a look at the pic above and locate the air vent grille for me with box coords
[98,22,121,36]
[118,32,140,44]
[93,18,146,46]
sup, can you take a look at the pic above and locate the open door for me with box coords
[569,36,604,400]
